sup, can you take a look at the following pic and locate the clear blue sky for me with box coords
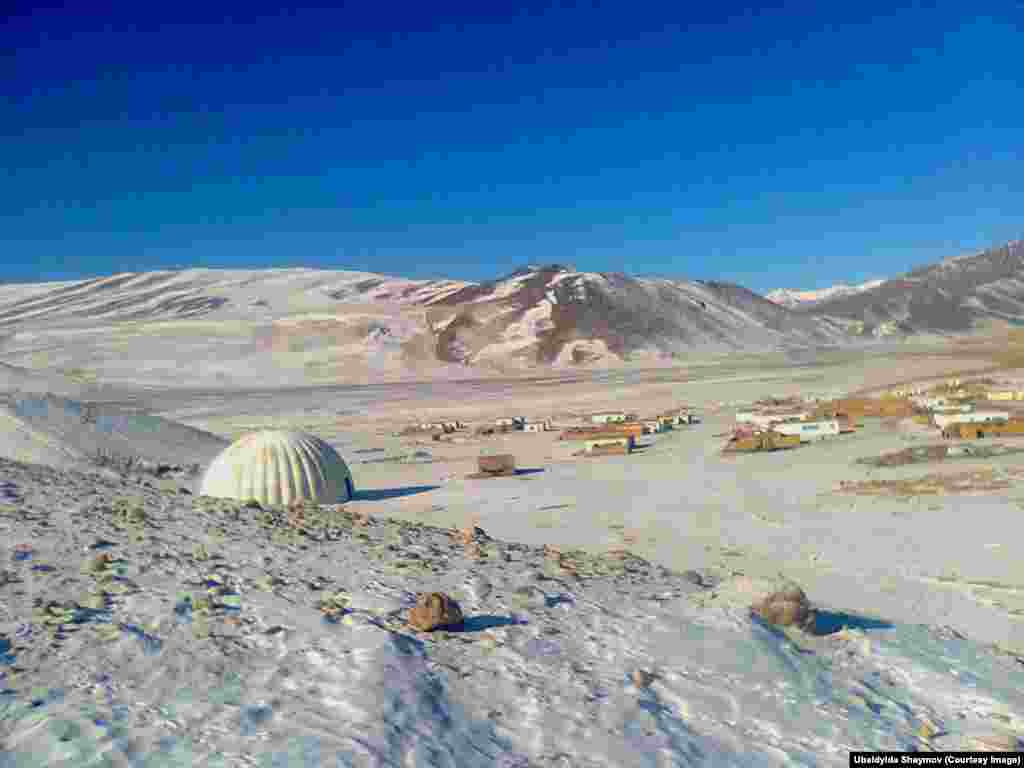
[3,1,1021,293]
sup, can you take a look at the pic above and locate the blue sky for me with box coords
[2,1,1021,292]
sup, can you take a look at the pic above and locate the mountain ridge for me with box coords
[0,238,1022,383]
[797,239,1024,336]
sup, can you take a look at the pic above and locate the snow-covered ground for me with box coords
[0,452,1022,768]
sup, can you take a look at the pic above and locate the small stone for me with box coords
[751,583,815,630]
[682,570,705,587]
[463,574,493,604]
[407,592,464,632]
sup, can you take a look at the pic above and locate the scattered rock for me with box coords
[349,593,402,615]
[513,584,548,609]
[461,574,492,605]
[408,592,464,632]
[682,569,719,589]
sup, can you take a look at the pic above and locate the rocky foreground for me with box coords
[0,456,1023,767]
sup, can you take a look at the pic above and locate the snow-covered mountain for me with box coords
[765,280,885,308]
[796,239,1024,337]
[0,265,852,386]
[1,239,1021,386]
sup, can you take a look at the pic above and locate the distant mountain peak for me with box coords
[765,279,885,308]
[505,264,576,279]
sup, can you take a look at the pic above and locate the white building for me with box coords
[911,396,951,410]
[932,411,1010,430]
[772,419,840,442]
[736,411,810,429]
[931,405,973,415]
[523,422,545,433]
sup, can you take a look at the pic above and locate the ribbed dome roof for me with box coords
[198,430,353,506]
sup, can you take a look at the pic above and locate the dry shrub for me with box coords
[837,468,1012,497]
[868,445,950,467]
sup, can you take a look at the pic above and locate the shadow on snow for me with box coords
[354,485,440,501]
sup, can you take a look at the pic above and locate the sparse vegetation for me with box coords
[836,469,1017,496]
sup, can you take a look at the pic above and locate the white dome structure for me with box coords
[198,430,354,506]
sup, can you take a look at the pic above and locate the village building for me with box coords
[589,411,628,425]
[771,418,840,442]
[521,418,554,432]
[641,420,662,434]
[560,430,634,456]
[613,422,646,439]
[723,429,801,452]
[736,411,810,429]
[986,390,1024,401]
[561,422,644,439]
[664,407,699,425]
[932,410,1010,430]
[943,419,1024,439]
[931,404,974,414]
[911,396,952,410]
[814,398,914,419]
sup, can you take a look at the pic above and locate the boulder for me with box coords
[478,454,516,475]
[751,582,815,630]
[407,592,464,632]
